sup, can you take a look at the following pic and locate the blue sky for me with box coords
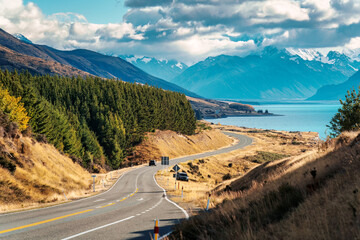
[23,0,128,24]
[1,0,360,64]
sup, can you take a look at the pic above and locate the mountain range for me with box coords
[171,47,359,100]
[119,55,188,81]
[308,70,360,100]
[0,28,198,97]
[6,28,360,101]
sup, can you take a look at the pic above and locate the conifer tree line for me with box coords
[0,70,196,170]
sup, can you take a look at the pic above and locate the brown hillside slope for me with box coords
[0,45,90,77]
[169,131,360,240]
[128,128,234,164]
[0,125,91,212]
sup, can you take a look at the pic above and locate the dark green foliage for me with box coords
[328,88,360,137]
[0,70,196,169]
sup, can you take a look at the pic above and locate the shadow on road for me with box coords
[128,218,182,239]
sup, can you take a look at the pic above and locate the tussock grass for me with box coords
[0,136,92,212]
[166,131,360,239]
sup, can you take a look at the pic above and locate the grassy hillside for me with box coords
[0,87,90,212]
[128,127,233,165]
[0,70,196,170]
[168,131,360,239]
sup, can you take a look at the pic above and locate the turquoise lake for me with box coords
[207,103,341,139]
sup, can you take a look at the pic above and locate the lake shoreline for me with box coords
[204,103,340,139]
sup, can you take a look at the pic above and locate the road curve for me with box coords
[0,132,252,240]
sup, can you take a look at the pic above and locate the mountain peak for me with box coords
[118,54,188,81]
[13,33,32,44]
[327,51,350,62]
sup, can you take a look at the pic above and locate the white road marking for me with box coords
[136,214,141,216]
[93,199,105,202]
[61,216,135,240]
[137,198,143,201]
[153,172,189,219]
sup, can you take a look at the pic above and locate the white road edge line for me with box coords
[152,172,189,219]
[61,216,135,240]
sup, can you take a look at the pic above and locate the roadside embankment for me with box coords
[166,128,360,239]
[127,127,234,165]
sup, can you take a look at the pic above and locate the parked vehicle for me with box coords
[176,172,189,181]
[149,160,156,166]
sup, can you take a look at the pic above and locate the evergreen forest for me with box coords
[0,70,196,170]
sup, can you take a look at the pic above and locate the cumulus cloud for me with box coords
[0,0,142,50]
[0,0,360,63]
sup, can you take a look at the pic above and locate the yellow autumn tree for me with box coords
[0,86,30,131]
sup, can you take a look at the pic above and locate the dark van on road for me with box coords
[176,172,189,181]
[149,160,156,166]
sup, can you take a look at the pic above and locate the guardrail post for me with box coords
[206,192,211,211]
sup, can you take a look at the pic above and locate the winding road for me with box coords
[0,132,252,240]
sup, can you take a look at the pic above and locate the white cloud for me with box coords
[0,0,360,63]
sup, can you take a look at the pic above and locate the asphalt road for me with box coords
[0,132,252,240]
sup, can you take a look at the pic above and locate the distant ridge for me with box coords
[308,70,360,100]
[0,28,199,97]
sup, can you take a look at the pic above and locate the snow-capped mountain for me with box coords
[13,33,33,44]
[286,48,360,77]
[119,55,188,81]
[171,46,354,100]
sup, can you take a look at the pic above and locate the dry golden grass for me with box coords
[130,128,233,164]
[166,130,360,240]
[156,123,319,212]
[0,134,138,213]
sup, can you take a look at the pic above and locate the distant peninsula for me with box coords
[187,97,273,119]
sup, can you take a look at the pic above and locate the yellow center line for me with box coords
[99,203,116,208]
[0,209,94,235]
[0,187,140,235]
